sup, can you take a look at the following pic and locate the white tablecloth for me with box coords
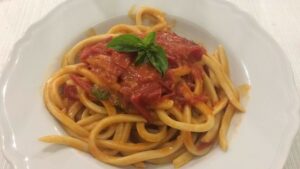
[0,0,299,168]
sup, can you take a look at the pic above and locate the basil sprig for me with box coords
[107,32,168,75]
[91,86,110,101]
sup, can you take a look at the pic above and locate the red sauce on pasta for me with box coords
[65,31,206,120]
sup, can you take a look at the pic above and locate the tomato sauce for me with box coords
[66,31,206,120]
[156,31,206,67]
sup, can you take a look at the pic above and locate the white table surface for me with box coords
[0,0,299,168]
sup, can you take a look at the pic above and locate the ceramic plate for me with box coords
[0,0,299,169]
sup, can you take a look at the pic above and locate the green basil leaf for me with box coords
[135,51,148,65]
[148,45,168,75]
[142,32,156,47]
[107,34,142,52]
[106,32,168,76]
[91,86,110,101]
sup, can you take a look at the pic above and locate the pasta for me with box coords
[40,6,250,168]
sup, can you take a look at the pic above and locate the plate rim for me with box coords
[0,0,299,168]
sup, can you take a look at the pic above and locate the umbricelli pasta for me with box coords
[40,6,250,168]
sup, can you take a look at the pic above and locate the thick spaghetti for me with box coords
[40,6,249,168]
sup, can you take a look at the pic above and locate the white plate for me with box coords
[0,0,299,169]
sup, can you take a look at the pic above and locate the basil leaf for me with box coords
[142,32,156,47]
[148,45,168,75]
[135,51,147,65]
[107,32,168,75]
[107,34,142,52]
[91,86,110,101]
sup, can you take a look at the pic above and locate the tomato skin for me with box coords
[156,31,206,67]
[70,74,92,93]
[63,85,78,100]
[130,93,152,121]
